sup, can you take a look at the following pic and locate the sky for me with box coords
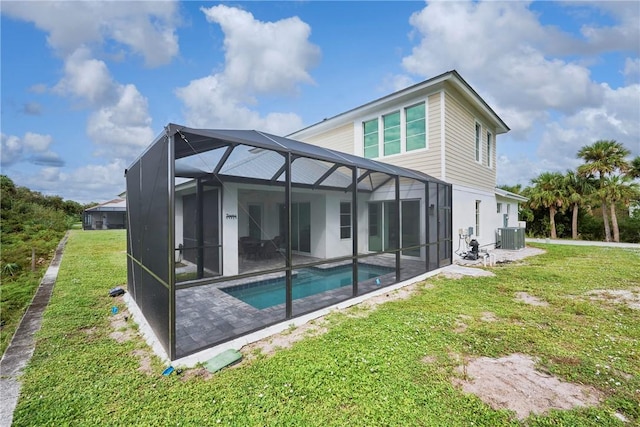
[1,0,639,204]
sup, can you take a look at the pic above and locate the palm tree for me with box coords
[601,175,640,242]
[577,140,630,242]
[629,156,640,179]
[564,170,595,240]
[527,172,566,239]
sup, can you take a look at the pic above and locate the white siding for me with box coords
[300,122,354,154]
[444,90,497,191]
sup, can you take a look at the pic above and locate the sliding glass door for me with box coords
[368,200,420,256]
[279,202,311,253]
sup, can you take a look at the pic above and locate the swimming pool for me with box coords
[221,263,394,310]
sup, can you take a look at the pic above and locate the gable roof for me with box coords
[288,70,509,139]
[84,198,126,212]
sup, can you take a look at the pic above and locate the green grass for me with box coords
[12,233,640,426]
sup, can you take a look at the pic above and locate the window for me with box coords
[497,202,502,213]
[475,123,481,162]
[486,131,492,167]
[363,119,379,159]
[383,111,401,156]
[507,204,511,215]
[340,202,351,239]
[362,102,426,159]
[475,200,481,236]
[405,103,426,151]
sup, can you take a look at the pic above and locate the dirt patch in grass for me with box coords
[131,349,154,375]
[515,292,549,307]
[452,353,601,420]
[108,308,134,343]
[586,288,640,310]
[480,311,498,322]
[241,320,329,361]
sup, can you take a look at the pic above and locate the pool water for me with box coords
[222,263,394,310]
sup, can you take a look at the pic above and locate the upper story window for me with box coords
[383,112,401,156]
[406,103,426,151]
[362,101,426,159]
[486,131,492,168]
[363,119,379,159]
[475,122,482,163]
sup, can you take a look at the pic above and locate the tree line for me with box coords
[502,140,640,243]
[1,175,100,351]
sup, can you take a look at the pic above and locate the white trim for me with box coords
[474,120,482,164]
[358,99,428,161]
[486,130,493,169]
[440,90,446,180]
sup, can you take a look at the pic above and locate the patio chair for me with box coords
[239,236,260,259]
[260,238,279,259]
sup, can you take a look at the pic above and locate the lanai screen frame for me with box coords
[126,123,452,360]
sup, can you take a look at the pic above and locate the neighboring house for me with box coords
[83,198,126,230]
[288,70,525,253]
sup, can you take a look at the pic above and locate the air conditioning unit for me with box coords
[496,227,525,250]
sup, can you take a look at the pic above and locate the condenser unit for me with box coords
[496,227,525,250]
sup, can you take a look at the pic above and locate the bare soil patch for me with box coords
[452,353,601,420]
[241,320,329,362]
[480,311,498,322]
[515,292,549,307]
[108,307,134,343]
[131,349,154,375]
[586,288,640,310]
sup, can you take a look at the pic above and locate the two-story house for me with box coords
[125,70,525,361]
[289,70,526,253]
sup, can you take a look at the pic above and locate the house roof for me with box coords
[495,188,528,202]
[84,198,126,212]
[288,69,509,139]
[156,124,446,192]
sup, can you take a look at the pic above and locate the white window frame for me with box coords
[339,201,351,240]
[360,100,428,159]
[486,130,492,168]
[475,200,481,237]
[497,202,502,214]
[474,121,482,163]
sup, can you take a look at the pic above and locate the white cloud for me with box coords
[87,84,154,160]
[11,160,127,204]
[379,74,416,93]
[54,47,117,105]
[402,1,604,125]
[2,1,179,67]
[0,132,64,167]
[176,5,320,134]
[399,0,639,186]
[580,1,640,54]
[623,58,640,84]
[1,134,23,166]
[23,132,52,151]
[536,83,640,175]
[49,48,155,163]
[202,5,319,95]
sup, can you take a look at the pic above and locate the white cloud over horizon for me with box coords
[397,0,639,186]
[176,5,320,134]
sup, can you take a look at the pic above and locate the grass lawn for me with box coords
[12,230,640,426]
